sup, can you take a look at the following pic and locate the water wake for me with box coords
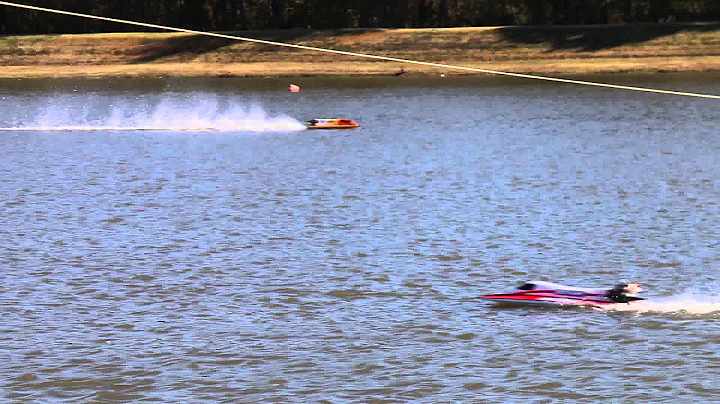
[1,94,306,133]
[601,292,720,316]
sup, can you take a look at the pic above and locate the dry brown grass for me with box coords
[1,25,720,78]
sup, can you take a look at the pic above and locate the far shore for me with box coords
[1,24,720,78]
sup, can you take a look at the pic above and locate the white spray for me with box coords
[601,291,720,316]
[5,93,306,132]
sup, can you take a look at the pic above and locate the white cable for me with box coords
[1,0,718,100]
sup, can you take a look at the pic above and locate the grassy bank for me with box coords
[1,24,720,78]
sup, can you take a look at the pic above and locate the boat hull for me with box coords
[306,125,359,130]
[480,280,645,308]
[480,295,616,307]
[480,292,644,307]
[306,118,360,130]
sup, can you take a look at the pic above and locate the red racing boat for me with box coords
[306,118,360,130]
[480,281,645,307]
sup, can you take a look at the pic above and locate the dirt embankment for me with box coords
[1,24,720,78]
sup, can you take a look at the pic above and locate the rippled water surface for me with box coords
[1,75,720,402]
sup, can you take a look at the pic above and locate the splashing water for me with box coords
[601,292,720,316]
[2,93,307,132]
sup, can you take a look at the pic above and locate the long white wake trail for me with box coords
[0,95,306,133]
[0,126,299,132]
[601,293,720,316]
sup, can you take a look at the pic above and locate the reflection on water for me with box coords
[1,75,719,401]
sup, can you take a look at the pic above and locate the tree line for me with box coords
[1,0,719,34]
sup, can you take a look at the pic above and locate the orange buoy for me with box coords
[289,84,300,92]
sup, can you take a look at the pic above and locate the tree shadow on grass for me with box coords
[496,23,720,52]
[131,28,383,62]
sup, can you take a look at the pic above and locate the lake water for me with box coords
[1,75,719,402]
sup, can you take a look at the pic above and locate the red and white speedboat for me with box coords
[480,281,645,307]
[306,118,360,130]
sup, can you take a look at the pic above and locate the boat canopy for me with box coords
[517,280,609,294]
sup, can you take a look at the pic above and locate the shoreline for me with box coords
[1,58,720,79]
[1,24,720,78]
